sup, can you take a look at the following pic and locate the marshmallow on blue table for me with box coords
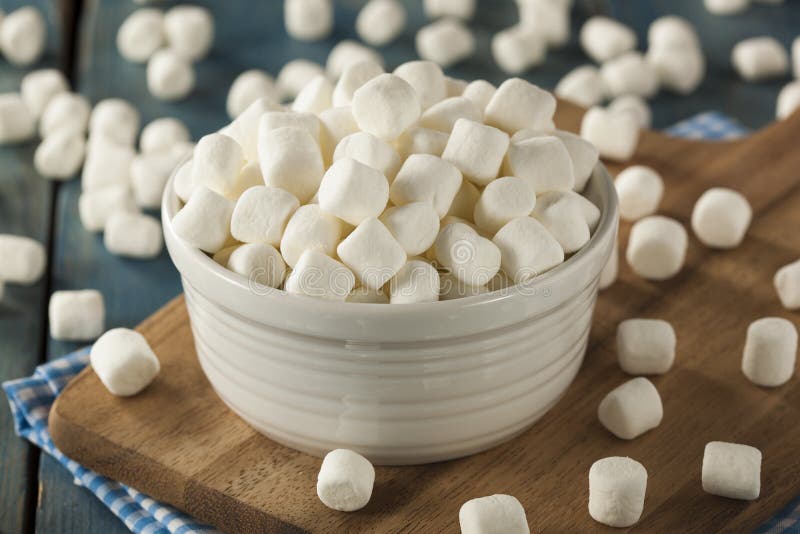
[647,45,706,96]
[647,15,700,50]
[626,216,688,280]
[163,5,214,61]
[416,18,475,68]
[732,37,788,81]
[90,328,161,397]
[147,48,196,101]
[104,212,163,259]
[702,442,761,500]
[459,494,529,534]
[227,69,277,119]
[81,141,135,191]
[49,290,105,341]
[775,259,800,310]
[608,95,652,129]
[389,259,440,304]
[555,65,607,108]
[258,126,324,203]
[356,0,406,47]
[0,235,46,285]
[705,0,750,15]
[39,92,91,137]
[89,98,140,146]
[742,317,797,387]
[518,0,570,48]
[492,217,564,284]
[316,449,375,511]
[423,0,475,20]
[598,377,663,440]
[284,0,333,42]
[579,16,637,63]
[389,154,462,217]
[393,60,447,110]
[601,52,659,99]
[0,7,46,67]
[332,61,385,108]
[21,69,68,119]
[352,73,421,141]
[117,8,165,64]
[139,117,190,154]
[589,457,648,527]
[79,185,138,232]
[0,93,36,145]
[285,249,355,301]
[34,127,86,180]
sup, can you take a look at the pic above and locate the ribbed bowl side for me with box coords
[184,276,598,465]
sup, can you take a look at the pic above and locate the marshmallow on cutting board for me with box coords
[90,328,161,396]
[626,216,688,280]
[316,449,375,511]
[617,319,676,375]
[459,494,530,534]
[691,187,751,249]
[775,259,800,310]
[742,317,797,387]
[598,377,663,440]
[589,457,648,528]
[702,441,762,500]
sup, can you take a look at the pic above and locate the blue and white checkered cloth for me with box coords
[2,112,791,534]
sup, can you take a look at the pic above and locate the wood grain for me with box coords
[48,103,800,533]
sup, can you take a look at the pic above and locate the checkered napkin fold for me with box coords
[8,112,792,534]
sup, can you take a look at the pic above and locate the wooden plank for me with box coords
[0,0,67,531]
[47,103,800,532]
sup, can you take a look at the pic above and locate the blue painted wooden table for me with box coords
[0,0,798,532]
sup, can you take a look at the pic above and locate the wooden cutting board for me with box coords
[49,102,800,533]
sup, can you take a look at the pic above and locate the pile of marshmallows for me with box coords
[171,66,603,304]
[116,4,214,101]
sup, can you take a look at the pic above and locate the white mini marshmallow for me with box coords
[258,126,324,203]
[0,93,35,144]
[89,98,140,146]
[81,142,135,191]
[49,290,105,341]
[130,147,188,208]
[608,95,652,129]
[423,0,475,20]
[337,217,406,289]
[191,133,244,198]
[626,216,688,280]
[333,131,401,180]
[554,65,607,108]
[601,52,659,99]
[491,25,546,75]
[347,286,389,303]
[617,319,676,375]
[434,222,500,287]
[598,377,663,440]
[532,191,596,254]
[227,97,283,162]
[380,202,440,256]
[319,158,389,226]
[21,69,68,119]
[505,136,575,194]
[777,81,800,120]
[390,154,462,217]
[580,106,640,161]
[356,0,406,46]
[691,187,751,249]
[485,78,556,134]
[393,60,447,110]
[34,127,86,180]
[117,8,164,63]
[775,259,800,310]
[39,92,91,137]
[474,177,536,235]
[227,69,277,119]
[459,494,529,534]
[79,185,138,232]
[462,79,496,114]
[140,117,190,153]
[442,119,509,186]
[702,442,762,500]
[518,0,570,48]
[589,457,648,528]
[284,0,333,42]
[416,18,475,68]
[173,159,194,202]
[0,7,46,67]
[705,0,750,15]
[394,127,449,159]
[260,111,320,143]
[163,5,214,61]
[104,212,163,259]
[285,249,355,301]
[732,37,788,81]
[615,165,664,221]
[276,59,326,100]
[90,328,160,396]
[352,73,421,141]
[648,15,700,50]
[280,204,343,268]
[445,76,468,97]
[227,242,287,289]
[316,449,375,512]
[389,259,440,304]
[580,16,637,63]
[554,130,599,192]
[493,217,564,284]
[742,317,797,387]
[0,235,46,285]
[230,186,299,245]
[319,106,359,164]
[332,61,384,108]
[147,49,195,101]
[419,96,482,133]
[599,237,619,290]
[447,180,481,221]
[172,186,234,253]
[647,45,705,95]
[291,75,334,114]
[326,40,384,80]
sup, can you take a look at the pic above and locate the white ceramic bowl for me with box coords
[162,165,618,465]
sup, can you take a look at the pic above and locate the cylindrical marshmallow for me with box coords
[554,65,607,108]
[580,106,640,162]
[416,18,475,68]
[601,52,659,99]
[227,242,287,289]
[79,185,138,232]
[389,154,463,217]
[775,259,800,310]
[492,216,564,284]
[491,25,545,75]
[285,249,355,301]
[626,215,688,280]
[473,177,536,235]
[442,119,509,186]
[608,95,652,129]
[280,204,343,268]
[352,73,421,141]
[0,7,47,67]
[227,69,277,119]
[39,92,91,137]
[0,93,36,144]
[49,290,105,341]
[163,5,214,61]
[104,212,163,259]
[258,126,324,203]
[116,8,165,63]
[389,259,440,304]
[171,186,234,253]
[318,158,389,226]
[147,49,195,101]
[732,37,788,81]
[777,81,800,121]
[393,60,447,110]
[419,97,482,134]
[140,117,190,153]
[191,133,244,197]
[434,222,500,287]
[705,0,750,15]
[485,78,556,134]
[380,202,440,256]
[691,187,752,249]
[647,45,706,95]
[423,0,476,20]
[230,185,300,246]
[742,317,797,387]
[702,441,762,500]
[90,328,161,396]
[597,377,663,440]
[0,235,46,284]
[333,131,402,180]
[332,61,385,108]
[617,319,676,375]
[276,59,326,100]
[459,494,529,534]
[284,0,333,42]
[291,75,334,115]
[20,69,68,119]
[336,217,406,290]
[326,40,384,80]
[316,449,375,511]
[34,127,86,180]
[89,98,140,146]
[589,457,647,527]
[579,16,637,63]
[356,0,406,47]
[614,166,664,221]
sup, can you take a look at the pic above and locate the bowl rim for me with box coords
[162,162,618,318]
